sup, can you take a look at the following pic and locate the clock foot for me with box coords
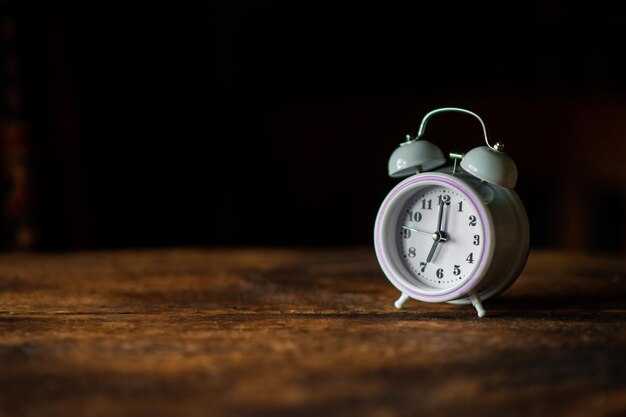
[394,293,409,309]
[470,293,486,318]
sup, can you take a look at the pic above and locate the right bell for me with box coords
[460,144,518,188]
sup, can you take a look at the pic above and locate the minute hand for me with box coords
[435,198,445,232]
[426,200,447,263]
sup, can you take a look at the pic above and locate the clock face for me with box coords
[374,173,494,301]
[396,185,485,290]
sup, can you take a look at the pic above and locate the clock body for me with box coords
[374,168,529,305]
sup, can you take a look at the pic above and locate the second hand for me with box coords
[401,225,433,237]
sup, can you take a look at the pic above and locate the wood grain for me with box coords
[0,248,625,417]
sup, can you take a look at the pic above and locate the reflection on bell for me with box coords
[388,139,446,178]
[460,145,518,188]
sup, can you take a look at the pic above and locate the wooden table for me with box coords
[0,248,625,417]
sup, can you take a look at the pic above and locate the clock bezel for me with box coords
[374,172,496,303]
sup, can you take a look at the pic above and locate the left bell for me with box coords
[388,137,446,178]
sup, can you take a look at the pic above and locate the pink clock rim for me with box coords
[374,173,494,302]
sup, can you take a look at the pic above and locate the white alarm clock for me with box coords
[374,108,529,317]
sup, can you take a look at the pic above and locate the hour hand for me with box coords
[426,240,439,263]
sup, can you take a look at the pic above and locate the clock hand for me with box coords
[427,199,449,263]
[435,197,445,232]
[426,239,439,263]
[401,225,432,237]
[425,231,448,263]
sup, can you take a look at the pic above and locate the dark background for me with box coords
[1,2,625,252]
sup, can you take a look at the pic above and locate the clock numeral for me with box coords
[409,211,422,222]
[466,252,474,264]
[402,228,411,239]
[436,268,444,279]
[437,195,451,206]
[469,215,477,226]
[408,247,416,258]
[419,262,426,273]
[473,234,480,246]
[458,201,463,212]
[453,265,461,276]
[421,199,432,210]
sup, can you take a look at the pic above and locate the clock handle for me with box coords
[417,107,499,151]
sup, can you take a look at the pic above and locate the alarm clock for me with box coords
[374,107,529,317]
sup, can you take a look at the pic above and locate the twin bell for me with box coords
[387,107,518,189]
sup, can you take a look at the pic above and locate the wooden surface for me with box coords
[0,248,625,417]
